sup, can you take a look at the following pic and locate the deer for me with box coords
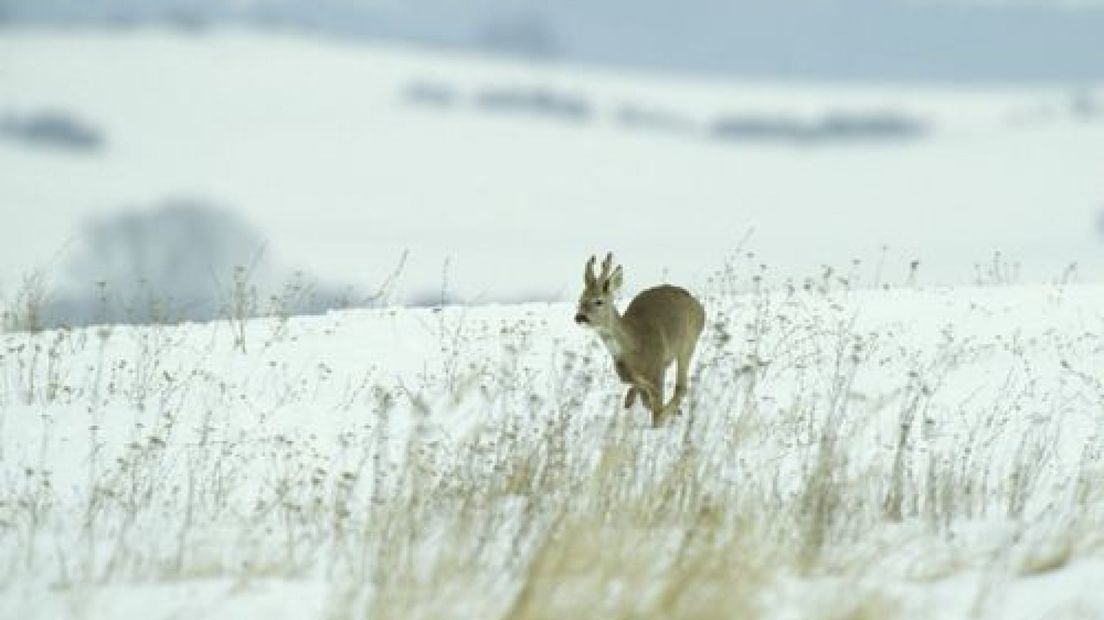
[574,252,706,427]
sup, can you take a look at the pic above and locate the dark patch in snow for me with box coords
[0,110,106,152]
[709,111,929,145]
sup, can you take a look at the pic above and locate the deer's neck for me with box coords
[595,312,636,361]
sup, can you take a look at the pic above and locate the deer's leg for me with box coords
[648,369,668,428]
[638,381,659,411]
[624,387,638,409]
[662,345,697,420]
[623,365,663,426]
[671,350,693,411]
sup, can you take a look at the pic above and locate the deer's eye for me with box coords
[593,300,604,307]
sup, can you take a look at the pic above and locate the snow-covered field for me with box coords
[2,26,1104,619]
[0,27,1102,305]
[2,260,1103,618]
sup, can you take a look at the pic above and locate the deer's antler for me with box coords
[597,252,615,284]
[584,252,617,288]
[584,255,597,286]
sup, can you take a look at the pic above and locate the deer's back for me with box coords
[623,285,705,357]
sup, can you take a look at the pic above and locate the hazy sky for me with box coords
[4,0,1103,81]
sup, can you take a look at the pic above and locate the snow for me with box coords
[0,27,1103,306]
[1,26,1104,620]
[1,274,1103,618]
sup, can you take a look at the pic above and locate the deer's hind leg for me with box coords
[646,369,669,427]
[662,342,698,419]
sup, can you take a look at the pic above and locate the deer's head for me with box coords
[575,252,622,329]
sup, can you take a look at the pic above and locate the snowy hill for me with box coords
[1,270,1103,618]
[2,22,1104,620]
[1,27,1103,322]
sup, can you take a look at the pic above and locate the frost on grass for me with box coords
[1,264,1103,620]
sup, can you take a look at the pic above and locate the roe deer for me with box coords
[574,252,706,427]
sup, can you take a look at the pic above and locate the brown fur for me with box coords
[575,255,706,427]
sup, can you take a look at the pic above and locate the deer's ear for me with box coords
[603,266,623,294]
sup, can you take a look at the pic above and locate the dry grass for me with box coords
[1,258,1103,619]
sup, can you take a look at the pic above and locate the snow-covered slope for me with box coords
[1,272,1103,618]
[1,28,1103,311]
